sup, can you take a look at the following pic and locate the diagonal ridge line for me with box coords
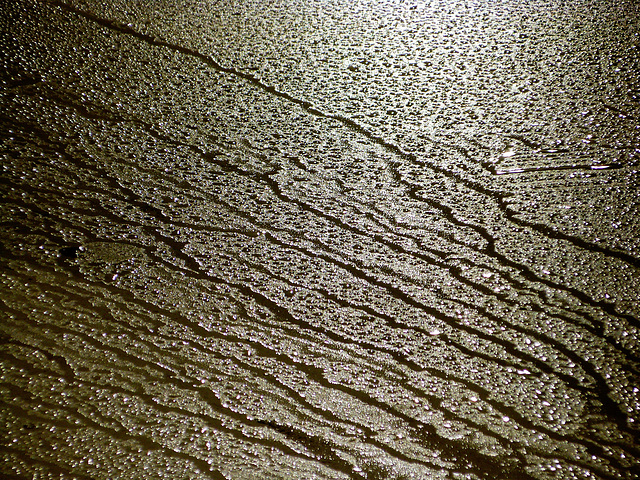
[46,0,640,274]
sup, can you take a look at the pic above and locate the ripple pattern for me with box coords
[1,1,639,479]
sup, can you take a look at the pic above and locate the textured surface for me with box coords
[1,1,639,479]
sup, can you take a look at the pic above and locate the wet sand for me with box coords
[1,1,639,478]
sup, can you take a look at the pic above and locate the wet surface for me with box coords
[1,0,639,478]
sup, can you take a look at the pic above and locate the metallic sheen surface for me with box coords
[1,1,639,478]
